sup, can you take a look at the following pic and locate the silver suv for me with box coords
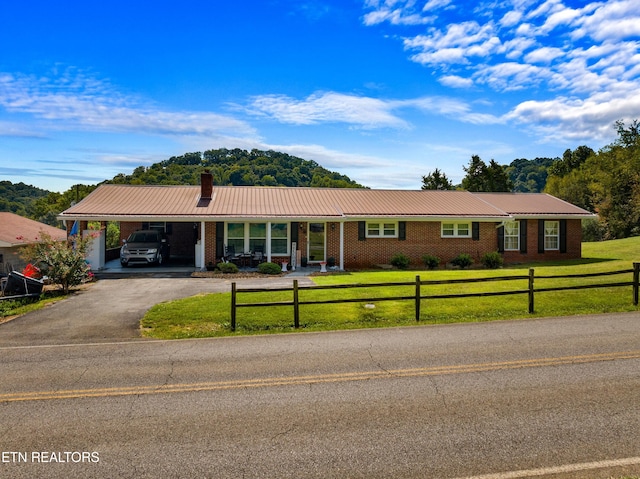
[120,230,170,267]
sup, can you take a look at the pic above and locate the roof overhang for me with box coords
[58,214,514,223]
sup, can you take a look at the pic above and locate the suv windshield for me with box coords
[127,231,160,243]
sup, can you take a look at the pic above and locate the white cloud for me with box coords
[524,46,566,64]
[363,0,640,146]
[500,10,522,27]
[247,91,502,128]
[438,75,474,88]
[362,0,454,26]
[422,0,452,11]
[0,69,256,138]
[404,21,501,66]
[505,91,640,142]
[247,92,411,129]
[475,62,550,91]
[572,0,640,41]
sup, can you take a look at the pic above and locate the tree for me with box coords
[548,146,594,177]
[421,168,454,190]
[20,231,94,293]
[505,157,555,192]
[544,120,640,239]
[461,155,512,192]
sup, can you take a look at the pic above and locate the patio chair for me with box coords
[252,245,265,267]
[224,245,240,264]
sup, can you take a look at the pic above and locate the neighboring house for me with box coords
[0,212,67,274]
[58,173,595,270]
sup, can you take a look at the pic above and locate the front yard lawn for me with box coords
[140,237,640,339]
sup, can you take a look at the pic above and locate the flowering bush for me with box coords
[20,231,94,293]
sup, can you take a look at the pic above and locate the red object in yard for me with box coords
[22,263,41,278]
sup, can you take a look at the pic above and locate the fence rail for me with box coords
[230,263,640,331]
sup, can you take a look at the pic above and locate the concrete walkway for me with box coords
[0,274,316,347]
[94,258,323,278]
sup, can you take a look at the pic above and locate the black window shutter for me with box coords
[472,222,480,241]
[560,219,567,253]
[519,220,527,253]
[216,222,224,260]
[398,221,406,241]
[538,219,545,253]
[358,221,366,241]
[497,225,505,253]
[291,222,299,245]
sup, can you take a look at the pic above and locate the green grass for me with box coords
[0,290,68,320]
[141,237,640,339]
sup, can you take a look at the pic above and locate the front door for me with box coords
[308,223,325,263]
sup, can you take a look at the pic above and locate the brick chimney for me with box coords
[200,171,213,200]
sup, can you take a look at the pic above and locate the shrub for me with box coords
[217,262,239,274]
[258,262,282,275]
[20,231,94,293]
[481,251,503,269]
[390,252,410,270]
[451,253,473,269]
[421,254,440,270]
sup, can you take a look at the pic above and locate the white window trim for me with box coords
[544,220,560,251]
[504,221,520,251]
[270,222,290,256]
[366,221,398,238]
[226,222,290,256]
[441,222,471,238]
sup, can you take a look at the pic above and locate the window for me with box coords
[544,221,559,250]
[271,223,288,255]
[504,221,519,251]
[367,222,397,238]
[227,223,245,252]
[441,222,471,238]
[227,222,289,255]
[249,223,266,252]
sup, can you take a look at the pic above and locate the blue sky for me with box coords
[1,0,639,192]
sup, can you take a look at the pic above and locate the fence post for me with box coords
[634,263,639,306]
[231,282,237,332]
[415,275,421,322]
[293,279,300,328]
[528,268,535,313]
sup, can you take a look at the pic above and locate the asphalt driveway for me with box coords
[0,275,314,347]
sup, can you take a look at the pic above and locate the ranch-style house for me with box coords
[59,172,595,270]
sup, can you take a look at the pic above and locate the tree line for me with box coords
[1,149,364,228]
[3,127,639,242]
[421,120,639,240]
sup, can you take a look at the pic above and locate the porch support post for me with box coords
[200,220,206,271]
[266,221,272,263]
[339,221,344,271]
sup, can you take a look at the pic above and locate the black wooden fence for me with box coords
[230,263,640,331]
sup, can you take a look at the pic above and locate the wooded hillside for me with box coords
[0,181,50,217]
[108,148,364,188]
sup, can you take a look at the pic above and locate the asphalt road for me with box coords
[1,312,640,478]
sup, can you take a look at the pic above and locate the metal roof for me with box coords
[59,184,595,221]
[0,212,67,247]
[473,192,594,217]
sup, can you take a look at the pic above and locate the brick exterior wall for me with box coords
[502,219,582,263]
[117,218,583,269]
[336,221,498,269]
